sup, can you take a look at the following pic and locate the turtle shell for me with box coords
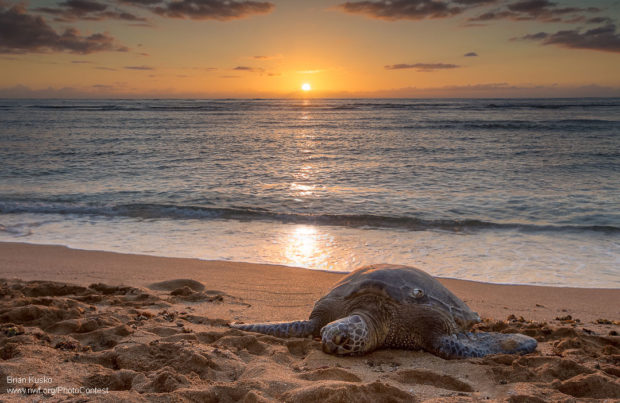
[323,264,480,329]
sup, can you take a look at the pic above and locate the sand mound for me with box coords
[391,369,473,392]
[282,381,413,403]
[1,278,618,401]
[147,279,205,292]
[147,279,247,306]
[297,367,362,382]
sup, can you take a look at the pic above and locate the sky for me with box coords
[1,0,620,98]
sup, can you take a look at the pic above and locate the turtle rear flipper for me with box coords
[230,320,318,338]
[433,332,537,359]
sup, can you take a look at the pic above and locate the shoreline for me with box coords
[1,241,618,324]
[1,239,618,288]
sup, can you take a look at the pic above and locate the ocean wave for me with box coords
[0,223,33,237]
[5,99,615,113]
[484,101,620,109]
[25,103,228,112]
[1,201,618,234]
[396,119,617,131]
[28,104,144,111]
[452,119,616,130]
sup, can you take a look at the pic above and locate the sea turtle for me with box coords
[231,264,537,358]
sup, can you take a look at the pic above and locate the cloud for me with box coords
[58,0,107,13]
[336,0,495,21]
[35,0,147,22]
[0,4,128,54]
[149,0,274,21]
[233,65,265,73]
[587,17,613,25]
[464,51,478,56]
[252,54,282,60]
[385,62,460,71]
[454,0,495,4]
[338,0,461,20]
[119,0,162,5]
[469,0,599,23]
[124,65,154,70]
[515,24,620,53]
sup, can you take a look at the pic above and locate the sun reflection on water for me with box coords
[290,182,314,196]
[284,225,321,268]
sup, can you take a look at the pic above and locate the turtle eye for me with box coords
[411,288,424,298]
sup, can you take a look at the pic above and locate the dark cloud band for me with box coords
[338,0,461,20]
[36,0,274,22]
[469,0,600,23]
[35,0,147,22]
[122,0,275,21]
[337,0,495,21]
[515,24,620,53]
[0,5,128,54]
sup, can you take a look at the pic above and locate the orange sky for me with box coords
[1,0,619,97]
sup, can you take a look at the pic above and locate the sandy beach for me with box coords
[1,241,619,401]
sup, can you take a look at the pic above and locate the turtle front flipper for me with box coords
[230,320,318,338]
[433,331,537,359]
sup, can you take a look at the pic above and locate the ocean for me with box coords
[0,98,618,287]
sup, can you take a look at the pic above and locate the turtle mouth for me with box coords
[320,322,353,354]
[322,332,354,354]
[321,336,354,355]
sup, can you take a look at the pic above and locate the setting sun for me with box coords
[301,83,312,92]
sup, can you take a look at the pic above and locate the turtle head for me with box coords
[320,314,370,355]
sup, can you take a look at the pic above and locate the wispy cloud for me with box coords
[464,51,478,57]
[124,65,155,70]
[252,54,281,60]
[385,63,460,71]
[0,4,128,54]
[336,0,494,21]
[233,65,265,73]
[297,69,323,74]
[119,0,275,21]
[35,0,147,22]
[514,24,620,53]
[119,0,162,5]
[469,0,600,23]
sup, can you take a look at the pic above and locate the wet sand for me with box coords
[1,242,619,401]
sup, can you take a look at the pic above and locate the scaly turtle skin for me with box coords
[231,264,537,359]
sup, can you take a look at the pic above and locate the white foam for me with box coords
[1,213,618,288]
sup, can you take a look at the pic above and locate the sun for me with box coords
[301,83,311,92]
